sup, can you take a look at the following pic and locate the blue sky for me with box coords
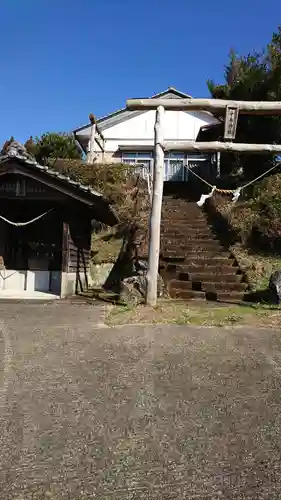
[1,0,280,145]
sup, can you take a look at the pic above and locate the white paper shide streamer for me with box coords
[197,186,216,207]
[232,187,242,203]
[187,160,281,209]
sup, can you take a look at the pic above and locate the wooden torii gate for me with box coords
[126,98,281,306]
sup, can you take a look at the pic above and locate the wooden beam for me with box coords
[224,104,239,140]
[93,133,104,154]
[87,121,96,164]
[62,222,70,273]
[164,141,281,153]
[146,105,165,307]
[216,152,221,178]
[127,98,281,115]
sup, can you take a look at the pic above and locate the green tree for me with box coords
[25,132,82,165]
[207,27,281,180]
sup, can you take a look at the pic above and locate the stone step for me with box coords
[184,255,233,264]
[202,281,248,292]
[162,209,206,215]
[162,202,200,208]
[161,253,229,263]
[162,232,213,240]
[163,246,220,254]
[170,289,247,303]
[162,223,211,231]
[170,279,247,293]
[163,225,212,233]
[162,209,200,215]
[162,205,205,212]
[178,272,243,283]
[162,213,206,218]
[161,257,187,263]
[160,195,247,303]
[161,254,186,262]
[164,238,222,246]
[163,200,200,203]
[163,226,212,233]
[169,289,206,300]
[162,248,223,257]
[163,219,207,226]
[162,234,218,243]
[165,263,238,274]
[162,222,208,230]
[162,213,204,218]
[162,211,204,218]
[216,291,247,303]
[161,212,206,223]
[161,243,223,254]
[161,224,210,238]
[162,225,212,233]
[162,253,224,263]
[162,235,214,245]
[169,280,193,290]
[162,228,208,234]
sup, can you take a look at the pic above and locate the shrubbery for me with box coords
[213,172,281,252]
[52,159,150,225]
[51,160,150,265]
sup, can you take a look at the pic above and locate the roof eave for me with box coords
[0,153,118,226]
[73,87,194,135]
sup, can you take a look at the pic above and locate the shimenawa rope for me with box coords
[0,208,54,227]
[185,161,281,206]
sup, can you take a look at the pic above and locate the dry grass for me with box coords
[81,165,150,265]
[231,243,281,290]
[106,299,281,328]
[91,228,123,264]
[78,288,120,303]
[211,192,281,291]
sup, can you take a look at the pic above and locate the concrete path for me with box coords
[0,302,281,499]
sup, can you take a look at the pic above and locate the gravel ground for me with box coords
[0,302,281,499]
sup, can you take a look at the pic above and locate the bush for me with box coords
[250,174,281,250]
[213,172,281,252]
[52,159,150,226]
[51,160,150,265]
[25,133,82,163]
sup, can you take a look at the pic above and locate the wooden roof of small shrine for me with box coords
[0,141,118,226]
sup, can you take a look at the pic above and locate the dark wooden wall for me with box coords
[62,216,91,293]
[0,172,94,294]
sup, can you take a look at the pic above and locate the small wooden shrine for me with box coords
[0,141,117,297]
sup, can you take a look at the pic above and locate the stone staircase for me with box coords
[159,195,248,303]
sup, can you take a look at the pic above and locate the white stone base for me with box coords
[0,270,26,290]
[0,270,61,298]
[0,269,91,299]
[26,270,50,292]
[60,272,91,298]
[0,289,60,300]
